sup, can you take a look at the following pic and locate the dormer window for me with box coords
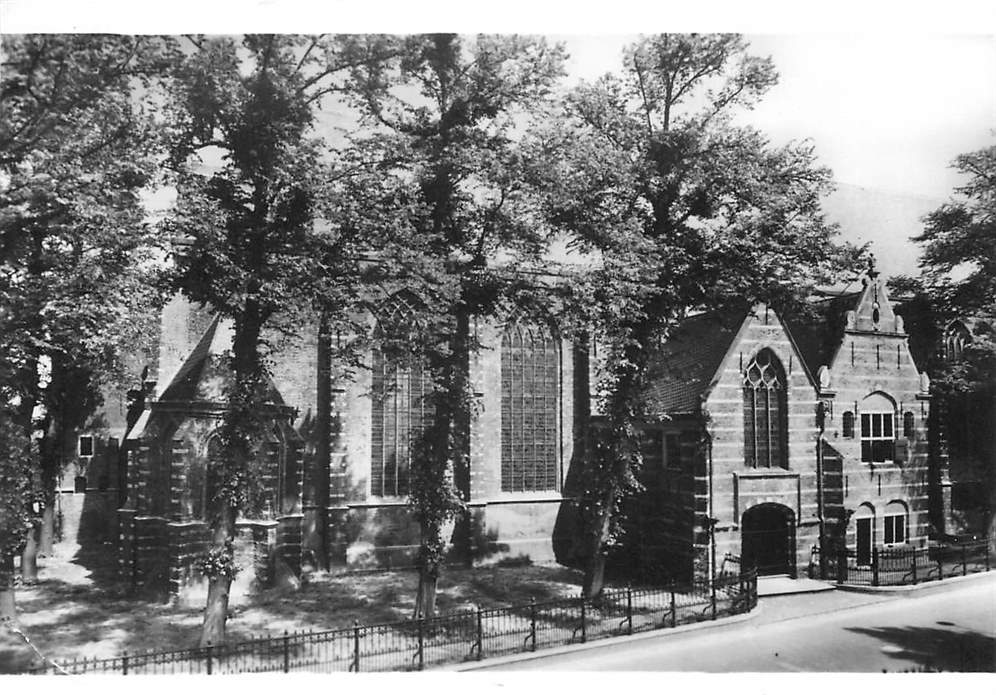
[78,435,94,458]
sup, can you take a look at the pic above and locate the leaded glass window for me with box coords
[371,293,433,498]
[743,349,788,469]
[501,319,560,492]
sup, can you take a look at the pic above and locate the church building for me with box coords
[56,264,956,598]
[626,267,931,583]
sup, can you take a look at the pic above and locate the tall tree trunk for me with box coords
[19,524,39,584]
[199,504,235,647]
[38,504,55,556]
[450,308,473,565]
[198,305,264,647]
[0,553,17,623]
[582,480,619,598]
[414,559,439,619]
[580,321,650,598]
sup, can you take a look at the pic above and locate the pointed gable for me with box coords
[158,313,285,406]
[850,269,905,336]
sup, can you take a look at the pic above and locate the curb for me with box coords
[442,605,762,671]
[835,569,994,596]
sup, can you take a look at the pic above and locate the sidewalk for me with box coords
[450,571,995,671]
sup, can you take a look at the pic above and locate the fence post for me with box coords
[476,606,484,661]
[986,542,991,572]
[962,544,968,576]
[122,651,128,676]
[283,630,290,673]
[911,549,918,584]
[352,620,360,673]
[872,548,879,587]
[937,550,943,580]
[837,550,847,583]
[416,612,425,671]
[529,597,537,652]
[205,642,213,675]
[626,585,633,635]
[670,590,677,627]
[579,596,587,644]
[710,579,718,621]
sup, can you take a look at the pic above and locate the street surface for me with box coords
[472,575,996,672]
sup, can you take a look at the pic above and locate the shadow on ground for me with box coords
[13,554,592,664]
[846,624,996,672]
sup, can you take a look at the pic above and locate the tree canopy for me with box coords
[346,33,568,616]
[539,34,860,594]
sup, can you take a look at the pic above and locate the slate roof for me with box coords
[158,313,286,405]
[643,308,745,416]
[782,289,862,376]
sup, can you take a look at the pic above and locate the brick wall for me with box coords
[820,278,931,551]
[320,314,581,571]
[704,305,820,579]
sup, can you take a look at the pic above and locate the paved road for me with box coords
[473,576,996,672]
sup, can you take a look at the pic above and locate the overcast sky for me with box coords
[560,34,996,201]
[4,1,995,275]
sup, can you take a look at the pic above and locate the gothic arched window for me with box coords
[371,293,433,498]
[944,321,970,361]
[742,349,788,469]
[501,319,560,492]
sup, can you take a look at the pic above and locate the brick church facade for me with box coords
[55,266,984,598]
[621,270,932,583]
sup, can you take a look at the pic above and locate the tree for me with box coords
[163,34,399,646]
[0,407,35,622]
[346,34,567,617]
[909,142,996,541]
[0,35,169,592]
[540,34,860,596]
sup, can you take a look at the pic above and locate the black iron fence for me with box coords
[29,570,758,674]
[810,538,992,587]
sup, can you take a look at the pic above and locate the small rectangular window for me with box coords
[79,435,94,457]
[884,514,906,545]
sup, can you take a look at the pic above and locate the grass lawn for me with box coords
[4,541,592,668]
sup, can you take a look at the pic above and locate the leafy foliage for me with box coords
[540,34,861,592]
[163,34,402,642]
[0,35,170,573]
[0,409,36,560]
[346,34,568,612]
[915,145,996,315]
[904,142,996,538]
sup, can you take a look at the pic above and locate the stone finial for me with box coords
[845,310,856,330]
[895,314,904,333]
[920,372,930,393]
[817,365,832,390]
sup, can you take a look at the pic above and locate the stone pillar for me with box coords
[169,439,189,521]
[118,509,136,589]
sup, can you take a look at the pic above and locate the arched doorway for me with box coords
[741,504,796,576]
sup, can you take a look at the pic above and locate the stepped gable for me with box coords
[158,313,286,406]
[643,307,744,416]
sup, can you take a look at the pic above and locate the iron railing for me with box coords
[810,538,992,587]
[28,569,758,674]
